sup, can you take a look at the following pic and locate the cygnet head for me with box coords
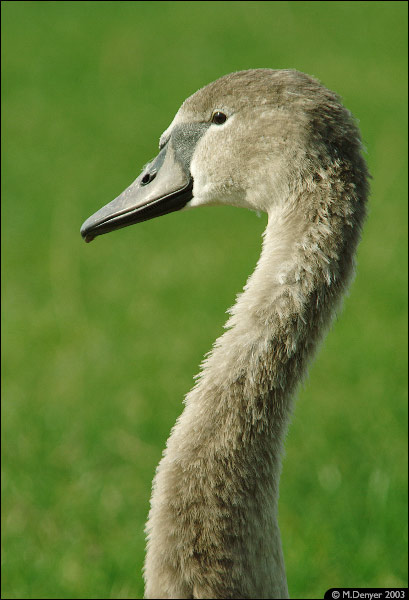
[81,69,366,242]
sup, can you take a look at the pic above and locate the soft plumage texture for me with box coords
[144,69,369,599]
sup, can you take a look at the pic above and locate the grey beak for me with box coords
[80,142,193,243]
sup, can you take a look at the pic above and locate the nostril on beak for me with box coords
[141,171,157,186]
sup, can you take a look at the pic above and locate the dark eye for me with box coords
[211,111,227,125]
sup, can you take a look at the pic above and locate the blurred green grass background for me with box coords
[2,1,407,598]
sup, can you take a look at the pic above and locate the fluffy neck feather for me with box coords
[144,165,367,599]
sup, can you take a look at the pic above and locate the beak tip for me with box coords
[80,219,96,243]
